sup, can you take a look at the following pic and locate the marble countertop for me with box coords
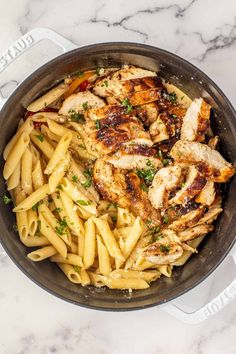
[0,0,236,353]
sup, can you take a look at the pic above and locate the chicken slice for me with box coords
[195,180,215,206]
[169,207,205,232]
[106,145,162,170]
[143,229,184,265]
[126,172,161,227]
[178,224,214,242]
[149,116,169,143]
[170,140,235,182]
[93,158,130,208]
[148,166,182,209]
[196,206,223,225]
[59,91,105,116]
[169,166,206,206]
[208,136,219,150]
[180,98,211,142]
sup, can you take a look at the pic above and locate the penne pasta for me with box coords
[97,235,111,276]
[27,209,38,236]
[13,184,50,212]
[21,235,50,247]
[7,160,21,190]
[83,218,96,269]
[27,245,57,261]
[30,129,54,159]
[105,277,149,290]
[50,253,83,267]
[110,269,161,283]
[14,187,29,240]
[122,217,144,260]
[3,132,30,179]
[80,269,90,286]
[21,148,33,195]
[48,153,70,192]
[59,190,84,236]
[116,207,135,227]
[32,160,44,190]
[57,263,81,283]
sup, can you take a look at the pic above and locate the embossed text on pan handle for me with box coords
[0,27,77,109]
[162,248,236,324]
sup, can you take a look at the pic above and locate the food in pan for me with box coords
[2,65,235,290]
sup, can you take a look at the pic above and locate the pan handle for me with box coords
[162,249,236,324]
[0,27,77,109]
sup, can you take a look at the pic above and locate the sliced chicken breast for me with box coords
[149,116,169,143]
[195,180,215,206]
[178,224,214,242]
[106,145,162,170]
[169,166,206,205]
[180,98,211,142]
[169,207,205,232]
[93,158,130,208]
[170,140,235,182]
[59,91,105,116]
[126,172,161,227]
[148,166,182,209]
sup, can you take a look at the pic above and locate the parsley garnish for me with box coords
[77,200,91,206]
[95,120,100,129]
[69,110,85,123]
[140,183,148,192]
[181,182,186,188]
[162,158,171,166]
[78,144,86,149]
[73,265,80,273]
[35,134,44,142]
[136,168,156,185]
[167,92,177,104]
[54,207,62,213]
[3,194,12,205]
[36,220,41,235]
[72,175,78,183]
[74,70,84,77]
[55,217,68,236]
[32,200,43,211]
[163,216,169,224]
[96,67,101,76]
[122,98,133,113]
[57,185,63,190]
[82,102,88,110]
[160,244,171,253]
[111,215,117,222]
[104,80,108,87]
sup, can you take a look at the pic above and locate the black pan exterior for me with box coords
[0,43,235,310]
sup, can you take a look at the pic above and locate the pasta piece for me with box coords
[30,129,54,159]
[105,277,149,290]
[39,213,67,259]
[44,132,72,175]
[172,236,205,266]
[3,118,33,160]
[27,83,69,112]
[116,207,135,227]
[157,265,173,278]
[21,148,33,195]
[48,153,70,192]
[32,160,44,190]
[29,144,40,168]
[47,118,74,137]
[93,218,125,264]
[27,245,57,261]
[77,206,93,220]
[122,217,144,260]
[80,269,91,286]
[3,132,30,179]
[83,218,96,269]
[13,184,50,212]
[7,160,21,190]
[57,263,81,283]
[61,177,97,215]
[97,234,111,276]
[100,213,113,227]
[21,236,50,247]
[88,272,106,287]
[38,203,71,246]
[110,269,161,283]
[68,240,78,254]
[41,124,61,142]
[59,190,84,236]
[14,187,29,240]
[27,209,38,236]
[50,253,83,267]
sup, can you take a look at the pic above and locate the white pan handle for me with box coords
[0,27,77,109]
[163,248,236,324]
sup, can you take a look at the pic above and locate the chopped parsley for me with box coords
[81,169,92,189]
[181,182,186,188]
[55,217,68,236]
[96,67,101,76]
[163,216,169,224]
[74,70,84,77]
[160,244,171,253]
[72,175,78,183]
[104,80,108,87]
[57,185,63,190]
[54,207,62,213]
[136,168,156,185]
[36,220,41,236]
[146,159,153,167]
[82,102,88,111]
[180,95,185,100]
[73,265,80,273]
[111,215,117,222]
[35,134,44,142]
[122,98,133,113]
[95,120,100,129]
[69,110,85,123]
[78,143,86,149]
[162,158,172,166]
[32,200,43,211]
[3,194,12,205]
[167,92,177,104]
[77,200,91,206]
[140,183,148,192]
[148,226,161,235]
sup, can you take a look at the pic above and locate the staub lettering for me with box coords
[0,34,34,72]
[203,283,236,319]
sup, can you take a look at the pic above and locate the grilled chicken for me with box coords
[169,207,205,232]
[59,91,105,116]
[106,145,162,170]
[148,166,182,209]
[169,166,206,205]
[149,116,169,143]
[195,180,215,206]
[178,224,214,242]
[170,140,235,182]
[93,158,130,208]
[143,229,184,265]
[208,136,219,150]
[180,98,211,142]
[126,172,161,226]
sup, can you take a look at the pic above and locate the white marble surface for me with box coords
[0,0,236,353]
